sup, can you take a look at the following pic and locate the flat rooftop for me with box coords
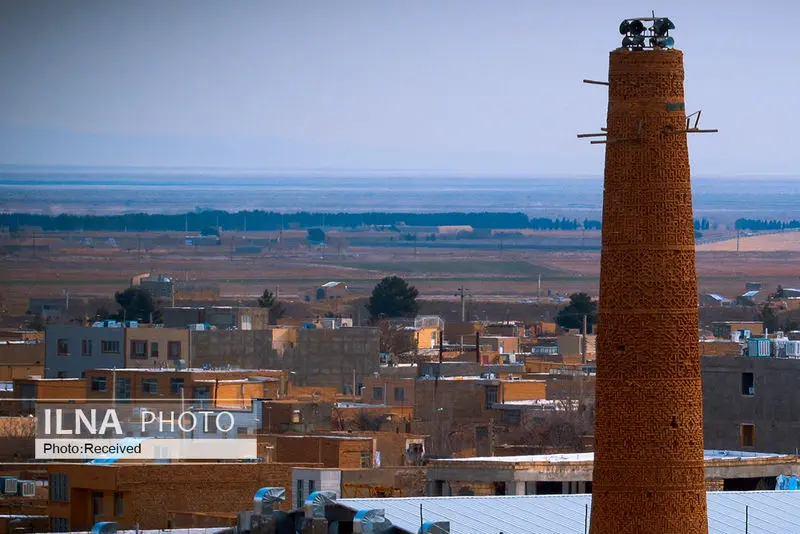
[435,450,791,464]
[337,491,800,534]
[92,368,283,373]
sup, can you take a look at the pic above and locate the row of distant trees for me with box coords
[1,210,603,232]
[735,219,800,231]
[15,210,800,234]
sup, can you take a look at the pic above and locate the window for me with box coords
[308,480,315,495]
[296,479,303,508]
[49,473,69,502]
[503,409,521,425]
[82,339,93,356]
[168,341,181,360]
[92,491,103,517]
[371,387,383,401]
[241,315,252,331]
[142,379,158,394]
[57,339,69,356]
[114,492,124,516]
[101,340,120,354]
[130,340,148,359]
[741,372,755,396]
[151,342,159,359]
[360,451,372,468]
[50,518,69,532]
[485,385,499,409]
[91,377,107,392]
[171,378,184,394]
[741,424,755,447]
[393,387,406,402]
[193,386,211,406]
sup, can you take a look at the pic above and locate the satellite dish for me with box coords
[652,17,675,36]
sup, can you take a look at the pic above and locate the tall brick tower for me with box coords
[581,17,714,534]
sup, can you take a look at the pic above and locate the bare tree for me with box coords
[506,375,595,454]
[377,319,419,363]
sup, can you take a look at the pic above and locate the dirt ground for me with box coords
[2,229,799,316]
[697,231,800,252]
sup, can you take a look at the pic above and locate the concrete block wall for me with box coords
[47,462,318,531]
[190,330,281,369]
[289,328,380,392]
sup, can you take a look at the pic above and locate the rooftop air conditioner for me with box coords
[0,477,17,494]
[17,480,35,498]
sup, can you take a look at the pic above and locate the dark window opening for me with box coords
[741,372,755,396]
[741,424,755,447]
[485,385,499,409]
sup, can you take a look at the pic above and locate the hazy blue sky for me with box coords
[1,0,798,176]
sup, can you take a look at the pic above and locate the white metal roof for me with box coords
[338,491,800,534]
[434,450,788,464]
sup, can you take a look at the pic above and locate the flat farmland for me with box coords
[2,229,799,315]
[697,231,800,252]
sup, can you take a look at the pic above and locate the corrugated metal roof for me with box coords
[742,291,760,298]
[337,491,800,534]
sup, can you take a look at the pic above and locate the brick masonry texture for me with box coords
[590,47,708,534]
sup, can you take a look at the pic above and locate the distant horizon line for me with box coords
[0,163,796,181]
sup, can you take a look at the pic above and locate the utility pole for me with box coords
[737,230,740,252]
[582,314,588,364]
[455,286,469,322]
[537,273,542,300]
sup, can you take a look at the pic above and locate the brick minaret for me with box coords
[589,47,708,532]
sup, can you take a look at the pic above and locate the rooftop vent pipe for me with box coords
[91,522,118,534]
[254,487,286,516]
[419,521,450,533]
[304,490,337,518]
[353,508,393,533]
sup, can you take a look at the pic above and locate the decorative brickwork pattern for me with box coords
[590,48,708,534]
